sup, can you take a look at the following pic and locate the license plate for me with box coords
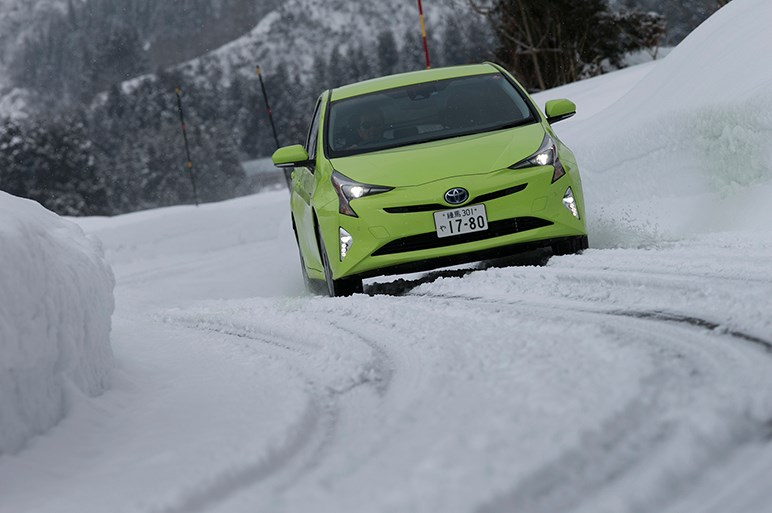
[433,204,488,238]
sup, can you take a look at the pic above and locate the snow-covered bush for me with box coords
[0,192,114,454]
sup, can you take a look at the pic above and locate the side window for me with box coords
[305,97,323,160]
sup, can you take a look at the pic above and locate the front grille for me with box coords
[371,216,553,256]
[383,184,528,214]
[383,203,446,214]
[470,184,528,204]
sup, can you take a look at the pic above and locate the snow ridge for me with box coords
[0,192,114,454]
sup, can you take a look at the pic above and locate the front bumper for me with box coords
[316,163,587,281]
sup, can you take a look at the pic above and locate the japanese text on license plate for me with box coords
[433,204,488,238]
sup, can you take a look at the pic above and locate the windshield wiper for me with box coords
[491,117,535,131]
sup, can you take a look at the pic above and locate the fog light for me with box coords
[562,187,580,219]
[339,227,353,261]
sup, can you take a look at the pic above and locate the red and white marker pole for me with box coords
[417,0,431,69]
[174,86,199,207]
[256,66,280,151]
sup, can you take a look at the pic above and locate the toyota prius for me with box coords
[273,63,588,296]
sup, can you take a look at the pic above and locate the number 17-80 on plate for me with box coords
[433,204,488,238]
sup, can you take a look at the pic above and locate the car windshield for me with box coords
[326,72,536,158]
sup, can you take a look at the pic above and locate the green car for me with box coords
[273,62,588,296]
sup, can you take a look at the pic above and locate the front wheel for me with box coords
[293,218,319,294]
[317,226,363,297]
[295,241,317,294]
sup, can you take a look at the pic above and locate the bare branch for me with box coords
[466,0,494,16]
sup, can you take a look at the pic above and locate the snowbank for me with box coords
[552,0,772,246]
[0,192,114,454]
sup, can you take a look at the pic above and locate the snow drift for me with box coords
[555,0,772,247]
[0,192,114,454]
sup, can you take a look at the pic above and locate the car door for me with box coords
[292,95,324,273]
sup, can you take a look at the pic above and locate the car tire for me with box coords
[292,219,312,292]
[297,243,313,291]
[317,225,363,297]
[293,218,327,295]
[551,235,589,256]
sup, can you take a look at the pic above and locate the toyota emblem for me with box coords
[444,187,469,205]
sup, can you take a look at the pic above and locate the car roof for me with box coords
[329,63,500,102]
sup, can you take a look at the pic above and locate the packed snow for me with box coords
[0,192,113,455]
[2,0,772,512]
[544,0,772,246]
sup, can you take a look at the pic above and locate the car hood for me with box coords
[329,123,546,188]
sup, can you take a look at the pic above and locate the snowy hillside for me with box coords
[0,0,67,111]
[1,0,772,512]
[182,0,485,82]
[0,0,67,75]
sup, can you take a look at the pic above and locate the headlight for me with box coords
[509,134,566,183]
[331,171,392,217]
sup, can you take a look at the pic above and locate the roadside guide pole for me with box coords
[255,65,290,188]
[417,0,431,69]
[174,86,200,207]
[256,66,281,150]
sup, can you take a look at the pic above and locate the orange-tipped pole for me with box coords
[174,86,199,206]
[256,66,280,151]
[417,0,431,69]
[256,66,291,189]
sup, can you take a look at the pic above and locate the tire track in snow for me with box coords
[472,318,768,513]
[128,318,333,513]
[145,254,772,513]
[410,292,772,513]
[149,395,327,513]
[413,291,772,352]
[151,312,397,513]
[263,317,399,497]
[614,310,772,353]
[325,319,395,397]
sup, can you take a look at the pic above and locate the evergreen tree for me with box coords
[348,46,375,83]
[377,30,399,76]
[311,57,330,91]
[327,48,347,89]
[91,22,148,93]
[440,15,494,67]
[399,27,425,73]
[0,120,33,198]
[0,117,108,215]
[227,76,263,159]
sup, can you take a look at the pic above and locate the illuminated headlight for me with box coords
[349,186,366,198]
[509,134,566,183]
[331,171,393,217]
[562,187,580,219]
[339,227,353,261]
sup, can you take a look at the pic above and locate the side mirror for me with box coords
[544,99,576,124]
[272,145,311,167]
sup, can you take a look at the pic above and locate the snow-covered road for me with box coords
[2,189,771,513]
[164,236,772,513]
[3,1,772,511]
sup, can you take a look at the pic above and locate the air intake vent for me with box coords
[383,184,527,214]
